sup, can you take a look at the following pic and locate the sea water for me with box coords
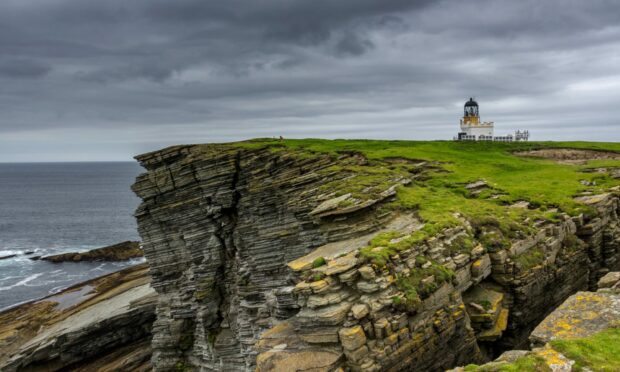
[0,162,142,310]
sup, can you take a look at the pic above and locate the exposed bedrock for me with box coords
[0,264,156,372]
[133,145,401,371]
[41,240,143,263]
[132,144,620,371]
[487,193,620,355]
[450,272,620,371]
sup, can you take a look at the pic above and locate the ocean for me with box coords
[0,162,143,310]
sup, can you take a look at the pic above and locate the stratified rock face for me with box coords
[490,193,620,352]
[133,144,620,372]
[42,240,143,263]
[0,264,156,372]
[266,248,484,372]
[450,273,620,372]
[132,145,401,371]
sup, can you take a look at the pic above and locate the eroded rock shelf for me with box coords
[131,142,620,371]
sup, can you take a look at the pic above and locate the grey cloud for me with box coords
[334,33,374,57]
[0,0,620,161]
[0,58,50,78]
[79,63,175,83]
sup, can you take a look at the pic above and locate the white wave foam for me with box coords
[0,250,22,256]
[112,257,145,267]
[0,272,44,291]
[50,285,67,294]
[89,263,106,272]
[0,275,22,281]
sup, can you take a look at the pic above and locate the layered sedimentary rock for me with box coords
[258,223,484,372]
[0,264,156,372]
[132,143,620,371]
[488,193,620,353]
[451,272,620,371]
[132,145,406,371]
[42,240,143,263]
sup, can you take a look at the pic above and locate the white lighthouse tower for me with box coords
[454,98,529,141]
[457,98,494,140]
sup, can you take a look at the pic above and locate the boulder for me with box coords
[351,304,369,320]
[597,271,620,289]
[530,291,620,346]
[470,254,491,280]
[338,326,367,351]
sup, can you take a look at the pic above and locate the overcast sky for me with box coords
[1,0,620,161]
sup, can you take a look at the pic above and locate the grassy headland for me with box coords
[237,139,620,307]
[239,139,620,224]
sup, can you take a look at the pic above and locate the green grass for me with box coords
[312,256,326,268]
[317,164,408,202]
[514,246,546,270]
[392,259,455,311]
[238,139,620,283]
[463,354,551,371]
[550,327,620,371]
[237,139,620,291]
[463,327,620,371]
[563,234,584,253]
[175,361,192,371]
[479,300,492,310]
[359,229,437,267]
[446,234,477,254]
[237,140,620,229]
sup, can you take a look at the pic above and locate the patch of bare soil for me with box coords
[515,148,620,165]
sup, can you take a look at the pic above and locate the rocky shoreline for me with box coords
[39,240,143,262]
[0,263,156,372]
[3,141,620,371]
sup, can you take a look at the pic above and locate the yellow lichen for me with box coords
[536,345,574,370]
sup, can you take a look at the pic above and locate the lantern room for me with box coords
[464,98,479,117]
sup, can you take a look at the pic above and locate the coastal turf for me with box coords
[236,139,620,293]
[239,139,620,224]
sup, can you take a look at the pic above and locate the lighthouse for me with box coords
[457,98,494,140]
[455,98,529,142]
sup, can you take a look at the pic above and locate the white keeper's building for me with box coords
[455,98,529,142]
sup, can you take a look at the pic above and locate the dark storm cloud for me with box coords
[0,58,50,78]
[1,0,620,161]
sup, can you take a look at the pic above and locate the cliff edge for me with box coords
[131,139,620,371]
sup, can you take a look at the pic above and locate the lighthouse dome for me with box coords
[464,98,478,107]
[464,97,479,117]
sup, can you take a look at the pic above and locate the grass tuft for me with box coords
[551,326,620,371]
[312,256,326,268]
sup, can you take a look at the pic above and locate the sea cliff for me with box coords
[131,140,620,371]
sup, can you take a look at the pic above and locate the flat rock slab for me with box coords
[0,264,155,371]
[255,321,344,371]
[530,291,620,346]
[288,214,420,272]
[42,240,143,262]
[574,193,613,206]
[598,272,620,289]
[256,349,343,372]
[515,149,620,165]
